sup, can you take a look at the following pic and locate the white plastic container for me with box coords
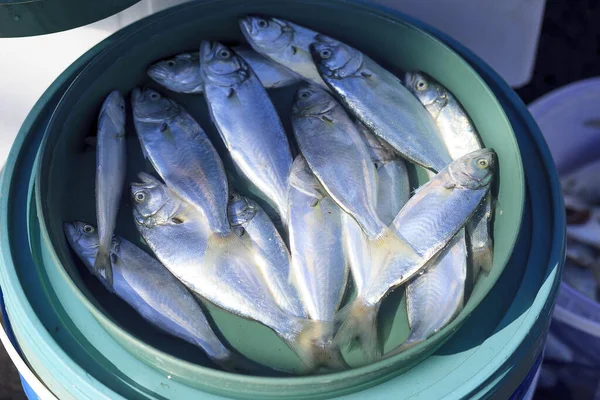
[530,77,600,399]
[372,0,546,88]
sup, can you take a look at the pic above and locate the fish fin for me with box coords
[333,299,381,362]
[203,232,254,273]
[227,87,235,98]
[84,137,97,148]
[94,247,114,289]
[290,45,298,55]
[371,228,420,260]
[360,70,373,79]
[284,319,349,373]
[473,243,494,275]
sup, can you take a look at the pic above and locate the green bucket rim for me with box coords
[34,0,525,390]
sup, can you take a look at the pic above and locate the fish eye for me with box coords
[83,225,95,234]
[135,192,146,202]
[299,91,311,99]
[477,158,489,168]
[166,60,176,67]
[257,19,268,28]
[149,92,160,100]
[416,80,428,91]
[320,49,332,59]
[219,49,231,59]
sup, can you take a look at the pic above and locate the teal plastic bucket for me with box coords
[0,1,564,399]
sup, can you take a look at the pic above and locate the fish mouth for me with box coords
[147,63,169,81]
[239,17,255,37]
[200,40,217,60]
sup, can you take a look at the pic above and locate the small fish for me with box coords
[94,90,127,288]
[131,88,230,235]
[291,84,385,240]
[335,149,495,360]
[239,16,327,89]
[562,159,600,206]
[287,156,349,370]
[356,123,410,225]
[131,174,336,372]
[566,239,597,269]
[200,41,293,223]
[385,231,467,357]
[405,71,493,277]
[567,207,600,249]
[228,192,306,318]
[310,36,452,172]
[147,47,300,94]
[64,221,250,372]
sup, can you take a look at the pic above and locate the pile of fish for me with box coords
[562,161,600,302]
[64,17,497,374]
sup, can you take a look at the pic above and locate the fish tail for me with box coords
[284,319,349,373]
[93,246,114,289]
[334,299,381,362]
[472,243,493,275]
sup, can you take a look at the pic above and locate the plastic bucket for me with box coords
[0,1,564,399]
[530,78,600,398]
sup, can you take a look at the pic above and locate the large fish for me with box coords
[335,149,495,360]
[228,192,305,318]
[405,71,493,277]
[291,84,386,241]
[147,47,300,94]
[64,221,251,372]
[131,174,339,372]
[200,41,293,223]
[131,88,230,235]
[94,90,127,288]
[287,156,349,369]
[239,17,327,89]
[310,36,451,172]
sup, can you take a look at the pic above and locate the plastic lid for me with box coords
[0,0,140,37]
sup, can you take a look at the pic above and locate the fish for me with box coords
[131,88,230,236]
[563,262,600,302]
[94,90,127,288]
[309,36,452,172]
[384,231,467,357]
[566,239,597,269]
[567,207,600,249]
[405,71,493,277]
[199,41,293,223]
[228,192,306,318]
[239,16,327,89]
[291,84,387,241]
[64,221,253,372]
[287,156,350,369]
[335,149,495,360]
[147,47,300,94]
[356,123,410,225]
[131,174,337,372]
[562,159,600,206]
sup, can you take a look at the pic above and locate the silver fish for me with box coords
[566,239,597,268]
[228,192,306,318]
[562,159,600,206]
[335,149,495,359]
[356,123,410,226]
[239,17,327,89]
[131,88,230,235]
[147,47,300,94]
[64,221,247,372]
[291,84,385,240]
[94,90,127,288]
[310,36,452,172]
[200,41,293,223]
[287,156,350,369]
[385,231,467,357]
[405,71,493,277]
[567,207,600,249]
[131,174,334,372]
